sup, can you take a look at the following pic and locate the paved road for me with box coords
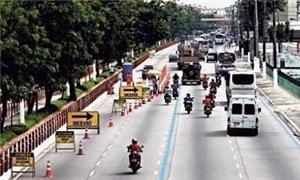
[17,45,300,180]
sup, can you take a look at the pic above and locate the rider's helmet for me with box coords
[186,93,190,97]
[211,79,215,82]
[204,74,207,77]
[165,86,169,89]
[132,138,138,144]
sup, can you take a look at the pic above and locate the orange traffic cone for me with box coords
[121,108,126,116]
[156,91,159,97]
[108,117,114,127]
[151,94,154,99]
[142,99,146,104]
[77,141,84,155]
[134,100,138,109]
[147,96,151,102]
[83,128,90,139]
[45,160,54,178]
[138,100,142,107]
[128,103,132,113]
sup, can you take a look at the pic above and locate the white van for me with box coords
[225,71,256,102]
[225,95,261,135]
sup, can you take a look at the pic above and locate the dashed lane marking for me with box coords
[236,164,240,169]
[89,170,95,177]
[239,172,243,179]
[96,161,102,166]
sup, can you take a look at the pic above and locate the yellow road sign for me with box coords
[119,86,143,99]
[56,131,75,144]
[11,153,34,167]
[67,111,99,132]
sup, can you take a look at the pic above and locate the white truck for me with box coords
[225,95,261,136]
[225,71,256,103]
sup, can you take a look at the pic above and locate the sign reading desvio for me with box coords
[119,86,143,99]
[67,112,100,133]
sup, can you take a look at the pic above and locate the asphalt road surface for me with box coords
[18,45,300,180]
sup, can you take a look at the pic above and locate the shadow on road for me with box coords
[113,171,138,176]
[204,130,227,137]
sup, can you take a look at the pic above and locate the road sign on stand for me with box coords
[11,152,35,177]
[55,131,76,152]
[119,86,143,99]
[67,111,100,134]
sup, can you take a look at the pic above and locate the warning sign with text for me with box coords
[119,86,143,99]
[11,153,34,167]
[67,111,99,129]
[56,131,74,144]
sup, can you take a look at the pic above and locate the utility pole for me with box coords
[254,0,259,57]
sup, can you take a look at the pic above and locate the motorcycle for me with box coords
[164,94,171,105]
[173,79,179,85]
[128,144,144,173]
[184,100,193,114]
[172,89,179,100]
[204,106,212,117]
[202,80,208,90]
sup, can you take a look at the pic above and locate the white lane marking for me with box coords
[233,155,238,160]
[159,152,163,156]
[228,140,232,144]
[102,153,107,157]
[157,160,161,165]
[89,170,95,176]
[161,144,165,148]
[108,145,112,149]
[163,137,167,141]
[236,164,240,169]
[230,147,235,151]
[154,170,159,176]
[96,161,102,166]
[165,131,168,135]
[239,172,243,179]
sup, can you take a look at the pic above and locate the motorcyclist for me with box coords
[201,74,209,83]
[171,83,179,98]
[127,138,143,168]
[215,74,221,86]
[173,73,179,84]
[164,86,172,99]
[202,95,213,110]
[209,79,218,89]
[184,93,194,108]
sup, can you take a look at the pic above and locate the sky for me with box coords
[178,0,236,8]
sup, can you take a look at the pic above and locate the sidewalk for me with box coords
[235,55,300,136]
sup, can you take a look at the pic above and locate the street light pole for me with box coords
[262,0,267,79]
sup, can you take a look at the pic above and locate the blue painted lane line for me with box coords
[157,87,182,180]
